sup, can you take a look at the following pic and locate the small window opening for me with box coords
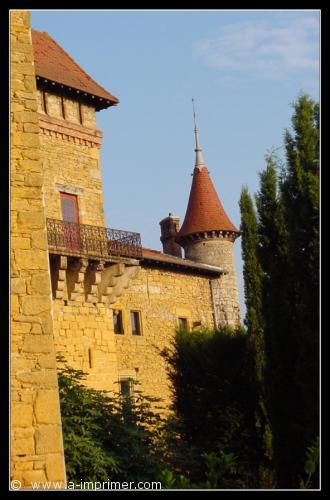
[42,91,47,114]
[61,96,66,119]
[88,348,93,369]
[131,311,141,335]
[178,317,189,331]
[78,102,83,124]
[113,310,124,335]
[119,378,133,399]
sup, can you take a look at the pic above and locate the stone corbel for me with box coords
[98,263,140,305]
[97,263,126,303]
[84,260,105,303]
[50,255,68,300]
[66,258,89,301]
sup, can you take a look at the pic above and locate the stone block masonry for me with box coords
[185,239,240,327]
[36,80,106,228]
[113,266,216,411]
[50,263,216,413]
[10,11,66,488]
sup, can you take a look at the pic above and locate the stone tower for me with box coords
[176,101,240,327]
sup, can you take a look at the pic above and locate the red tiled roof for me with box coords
[142,247,224,275]
[31,29,119,108]
[177,167,239,241]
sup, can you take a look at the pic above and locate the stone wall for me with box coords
[10,11,66,488]
[113,265,215,410]
[53,298,119,392]
[37,88,97,130]
[36,87,105,227]
[51,263,216,411]
[185,239,240,327]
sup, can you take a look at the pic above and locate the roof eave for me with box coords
[36,75,119,110]
[141,255,226,276]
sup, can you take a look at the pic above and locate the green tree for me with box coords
[272,94,319,487]
[240,94,319,488]
[57,360,166,485]
[239,186,264,375]
[163,327,264,488]
[240,182,274,483]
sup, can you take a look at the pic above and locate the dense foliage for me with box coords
[58,325,270,489]
[162,326,267,488]
[239,94,319,488]
[57,361,166,485]
[239,182,274,482]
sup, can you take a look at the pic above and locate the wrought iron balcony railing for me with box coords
[46,218,142,260]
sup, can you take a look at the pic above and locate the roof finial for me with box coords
[192,98,205,170]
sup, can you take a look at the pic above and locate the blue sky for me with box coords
[30,9,320,320]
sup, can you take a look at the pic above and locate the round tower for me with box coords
[176,100,240,327]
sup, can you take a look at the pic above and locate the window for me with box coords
[42,90,47,114]
[178,317,189,331]
[60,192,81,251]
[131,311,141,335]
[119,378,133,399]
[78,102,83,124]
[60,193,79,223]
[113,310,124,335]
[61,96,66,119]
[88,348,94,368]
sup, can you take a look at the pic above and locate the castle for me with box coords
[10,11,240,488]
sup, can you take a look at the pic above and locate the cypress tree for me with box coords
[242,94,319,488]
[255,154,280,319]
[239,188,273,485]
[254,154,289,487]
[273,94,319,487]
[239,187,264,343]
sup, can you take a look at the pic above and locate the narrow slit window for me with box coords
[88,348,93,368]
[61,96,66,119]
[113,310,124,335]
[42,91,48,114]
[78,102,83,124]
[131,311,141,336]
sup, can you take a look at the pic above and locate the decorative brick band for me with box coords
[38,113,103,148]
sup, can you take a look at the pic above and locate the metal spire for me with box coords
[192,98,206,170]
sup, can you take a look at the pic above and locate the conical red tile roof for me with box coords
[177,166,239,241]
[31,29,119,109]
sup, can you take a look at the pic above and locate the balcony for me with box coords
[46,218,142,260]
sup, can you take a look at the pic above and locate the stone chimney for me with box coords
[159,213,182,258]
